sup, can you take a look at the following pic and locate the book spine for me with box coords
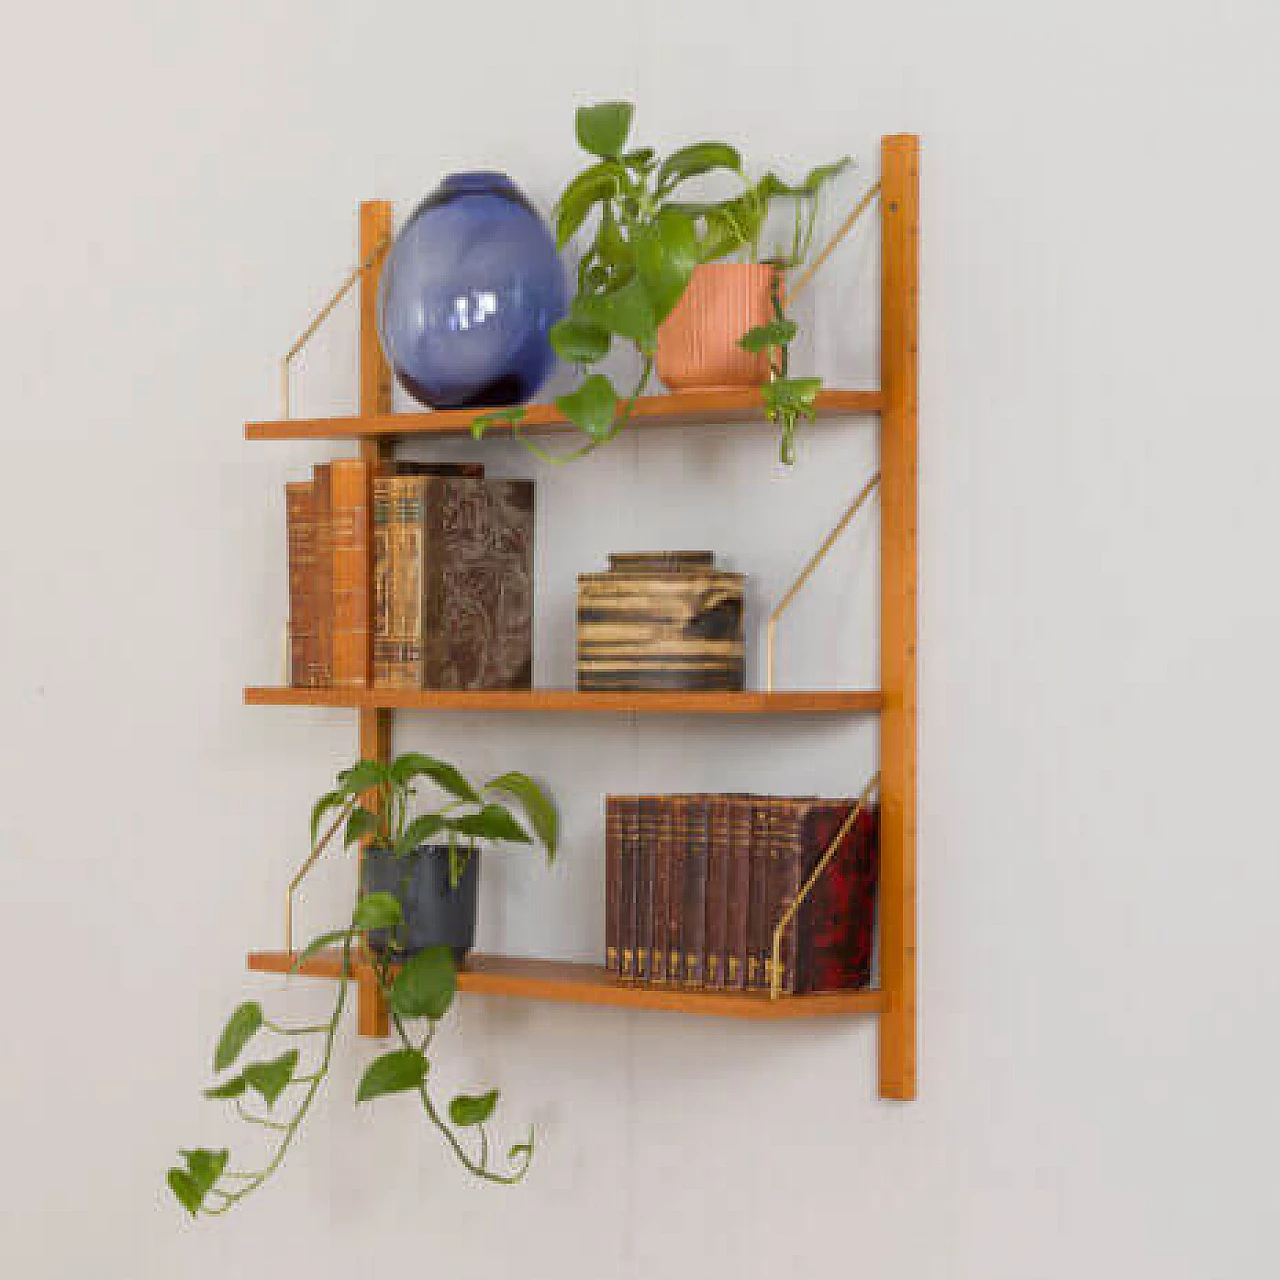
[330,459,370,688]
[381,476,424,687]
[746,799,771,990]
[650,799,673,985]
[726,796,753,991]
[310,464,333,687]
[705,795,730,989]
[767,798,803,995]
[285,482,314,688]
[619,797,639,982]
[667,796,687,987]
[371,477,394,686]
[682,795,710,988]
[636,797,658,983]
[604,796,622,976]
[420,477,451,688]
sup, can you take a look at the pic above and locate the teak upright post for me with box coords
[356,200,394,1039]
[878,136,919,1100]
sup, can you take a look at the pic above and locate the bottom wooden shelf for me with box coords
[247,949,885,1022]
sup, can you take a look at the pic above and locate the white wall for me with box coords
[2,1,1278,1276]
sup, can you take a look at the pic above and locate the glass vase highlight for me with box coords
[377,172,567,410]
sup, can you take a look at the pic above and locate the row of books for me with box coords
[604,794,879,995]
[286,461,534,690]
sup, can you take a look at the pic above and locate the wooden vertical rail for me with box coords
[878,136,919,1100]
[357,199,394,1039]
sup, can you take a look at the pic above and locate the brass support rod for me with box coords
[286,796,358,954]
[766,472,881,691]
[280,235,391,419]
[788,180,882,299]
[769,771,881,999]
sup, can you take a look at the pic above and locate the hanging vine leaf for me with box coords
[214,1002,263,1073]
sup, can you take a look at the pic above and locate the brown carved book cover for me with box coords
[650,800,674,985]
[330,459,371,687]
[746,799,771,990]
[421,478,534,690]
[667,796,688,987]
[726,796,753,991]
[285,482,315,688]
[310,464,333,687]
[681,795,710,988]
[704,796,731,989]
[604,796,622,975]
[619,797,640,982]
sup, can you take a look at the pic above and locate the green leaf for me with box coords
[310,789,346,847]
[343,806,381,849]
[214,1002,263,1073]
[396,812,448,857]
[800,155,853,196]
[554,162,625,247]
[291,929,351,971]
[763,376,823,414]
[450,803,533,845]
[336,759,391,796]
[738,319,798,352]
[390,753,479,803]
[508,1129,535,1164]
[549,317,610,365]
[573,277,656,349]
[203,1075,247,1100]
[471,407,525,441]
[655,141,742,192]
[389,945,456,1020]
[698,195,763,262]
[636,209,699,325]
[181,1148,229,1193]
[356,1049,428,1103]
[484,772,558,859]
[575,101,633,159]
[449,1088,499,1127]
[243,1050,298,1109]
[167,1167,203,1217]
[621,146,655,173]
[353,892,403,931]
[554,374,617,442]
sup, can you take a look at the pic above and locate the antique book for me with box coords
[746,798,772,990]
[651,799,674,985]
[310,464,333,687]
[619,797,640,982]
[681,795,710,988]
[726,796,754,991]
[330,459,371,688]
[285,482,315,688]
[704,795,731,989]
[666,796,688,988]
[604,796,622,975]
[765,797,801,992]
[636,797,662,982]
[371,475,394,685]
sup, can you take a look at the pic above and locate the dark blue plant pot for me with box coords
[361,845,478,962]
[377,172,567,409]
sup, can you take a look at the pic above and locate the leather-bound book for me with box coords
[285,482,315,688]
[726,796,753,991]
[421,478,534,690]
[650,799,674,985]
[604,796,622,975]
[667,796,688,987]
[371,476,394,686]
[704,796,731,989]
[619,797,640,982]
[635,797,659,983]
[682,795,710,988]
[330,459,372,688]
[746,799,772,990]
[792,801,880,993]
[310,464,333,687]
[766,797,802,992]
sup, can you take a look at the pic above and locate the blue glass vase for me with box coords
[377,172,567,409]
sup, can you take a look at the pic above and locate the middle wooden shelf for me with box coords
[244,687,883,715]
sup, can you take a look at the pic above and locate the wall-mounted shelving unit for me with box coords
[244,135,918,1098]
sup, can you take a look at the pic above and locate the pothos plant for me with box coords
[472,100,849,465]
[166,752,557,1218]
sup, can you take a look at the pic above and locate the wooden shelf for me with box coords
[247,949,885,1021]
[244,686,883,715]
[246,387,883,442]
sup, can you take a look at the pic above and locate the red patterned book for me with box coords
[746,799,771,990]
[619,797,640,982]
[681,795,710,988]
[310,464,333,687]
[651,801,674,985]
[704,796,731,989]
[285,482,315,688]
[725,796,753,990]
[604,796,622,975]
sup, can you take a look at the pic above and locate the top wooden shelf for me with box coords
[246,387,883,442]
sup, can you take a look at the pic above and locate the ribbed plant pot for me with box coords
[656,263,777,391]
[360,844,479,962]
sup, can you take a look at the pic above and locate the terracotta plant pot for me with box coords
[656,263,778,391]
